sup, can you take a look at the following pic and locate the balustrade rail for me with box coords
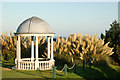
[38,61,51,70]
[14,58,53,70]
[20,61,35,70]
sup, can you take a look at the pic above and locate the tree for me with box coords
[101,33,105,39]
[100,20,120,65]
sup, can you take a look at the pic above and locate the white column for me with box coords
[47,37,50,58]
[31,36,34,62]
[51,36,53,60]
[16,39,18,61]
[18,35,21,60]
[36,36,38,61]
[18,35,21,69]
[16,37,19,68]
[35,36,39,70]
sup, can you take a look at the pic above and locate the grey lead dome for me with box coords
[16,16,52,34]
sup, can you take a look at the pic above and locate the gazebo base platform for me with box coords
[12,58,55,70]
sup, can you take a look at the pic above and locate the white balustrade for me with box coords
[38,61,50,70]
[17,58,54,70]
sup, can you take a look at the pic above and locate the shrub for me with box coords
[94,54,112,66]
[101,20,120,65]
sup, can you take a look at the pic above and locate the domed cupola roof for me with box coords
[16,16,52,34]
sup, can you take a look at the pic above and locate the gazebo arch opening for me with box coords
[12,16,55,70]
[38,36,48,58]
[21,36,31,59]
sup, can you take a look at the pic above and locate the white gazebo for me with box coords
[13,16,55,70]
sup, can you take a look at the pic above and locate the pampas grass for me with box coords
[1,32,114,64]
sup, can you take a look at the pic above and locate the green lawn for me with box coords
[1,60,120,79]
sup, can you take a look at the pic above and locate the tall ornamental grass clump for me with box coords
[1,32,114,66]
[1,32,16,61]
[53,33,114,65]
